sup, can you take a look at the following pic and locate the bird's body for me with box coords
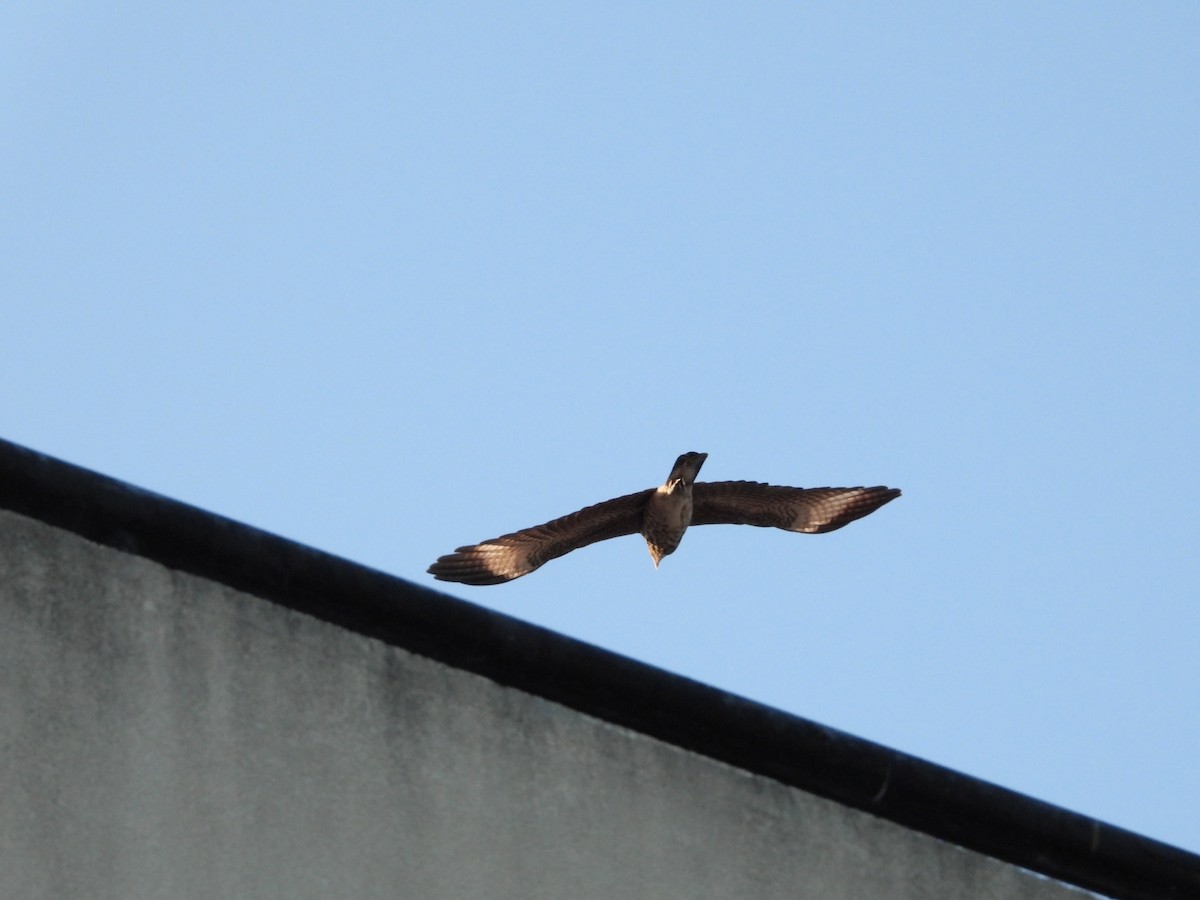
[428,452,900,585]
[642,451,705,565]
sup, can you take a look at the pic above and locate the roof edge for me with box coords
[1,437,1196,900]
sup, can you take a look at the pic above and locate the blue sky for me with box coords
[4,3,1198,855]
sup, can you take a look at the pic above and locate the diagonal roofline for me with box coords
[0,436,1195,900]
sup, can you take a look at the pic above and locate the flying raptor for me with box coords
[428,452,900,585]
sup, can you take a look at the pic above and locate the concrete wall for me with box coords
[1,509,1095,900]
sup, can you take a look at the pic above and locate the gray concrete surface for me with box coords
[1,509,1095,899]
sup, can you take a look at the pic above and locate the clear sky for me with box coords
[4,3,1198,856]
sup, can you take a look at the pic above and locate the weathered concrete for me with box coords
[0,509,1095,900]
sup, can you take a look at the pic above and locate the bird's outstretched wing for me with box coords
[692,482,900,533]
[428,489,654,585]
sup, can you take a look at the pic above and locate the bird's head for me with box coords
[666,451,707,488]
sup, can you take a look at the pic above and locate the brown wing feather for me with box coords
[691,482,900,533]
[428,488,654,585]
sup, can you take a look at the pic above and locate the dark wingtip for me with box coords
[868,485,902,508]
[427,550,512,586]
[863,485,902,519]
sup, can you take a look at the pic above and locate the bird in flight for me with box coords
[428,452,900,585]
